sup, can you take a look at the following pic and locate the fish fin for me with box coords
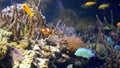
[81,4,89,8]
[30,12,35,18]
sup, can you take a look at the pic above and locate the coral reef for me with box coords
[0,0,120,68]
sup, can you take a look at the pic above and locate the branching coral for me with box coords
[97,21,120,67]
[95,43,108,60]
[0,0,45,40]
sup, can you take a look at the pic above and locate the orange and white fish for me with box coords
[81,1,96,8]
[39,28,52,36]
[22,4,35,17]
[117,22,120,27]
[98,4,109,10]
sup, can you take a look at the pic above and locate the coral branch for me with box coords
[110,10,114,25]
[37,0,41,10]
[0,20,7,28]
[53,19,62,33]
[7,5,18,31]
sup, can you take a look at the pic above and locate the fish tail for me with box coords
[30,12,35,18]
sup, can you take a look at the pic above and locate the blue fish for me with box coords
[74,48,94,59]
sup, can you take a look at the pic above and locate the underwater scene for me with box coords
[0,0,120,68]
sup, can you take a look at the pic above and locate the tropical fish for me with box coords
[22,4,35,17]
[39,27,52,36]
[74,48,94,59]
[98,4,109,10]
[117,22,120,27]
[81,1,96,8]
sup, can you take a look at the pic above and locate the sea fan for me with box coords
[74,48,94,59]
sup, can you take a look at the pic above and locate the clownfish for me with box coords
[39,27,52,36]
[22,4,35,18]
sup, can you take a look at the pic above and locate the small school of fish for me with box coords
[82,1,110,10]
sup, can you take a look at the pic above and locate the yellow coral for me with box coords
[19,40,29,49]
[0,29,12,60]
[0,42,7,60]
[9,40,29,49]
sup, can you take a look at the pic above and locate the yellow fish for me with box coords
[82,1,96,7]
[22,4,35,17]
[117,22,120,27]
[98,4,109,10]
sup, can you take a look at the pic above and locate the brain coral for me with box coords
[63,37,86,52]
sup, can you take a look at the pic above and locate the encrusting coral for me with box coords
[0,29,12,60]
